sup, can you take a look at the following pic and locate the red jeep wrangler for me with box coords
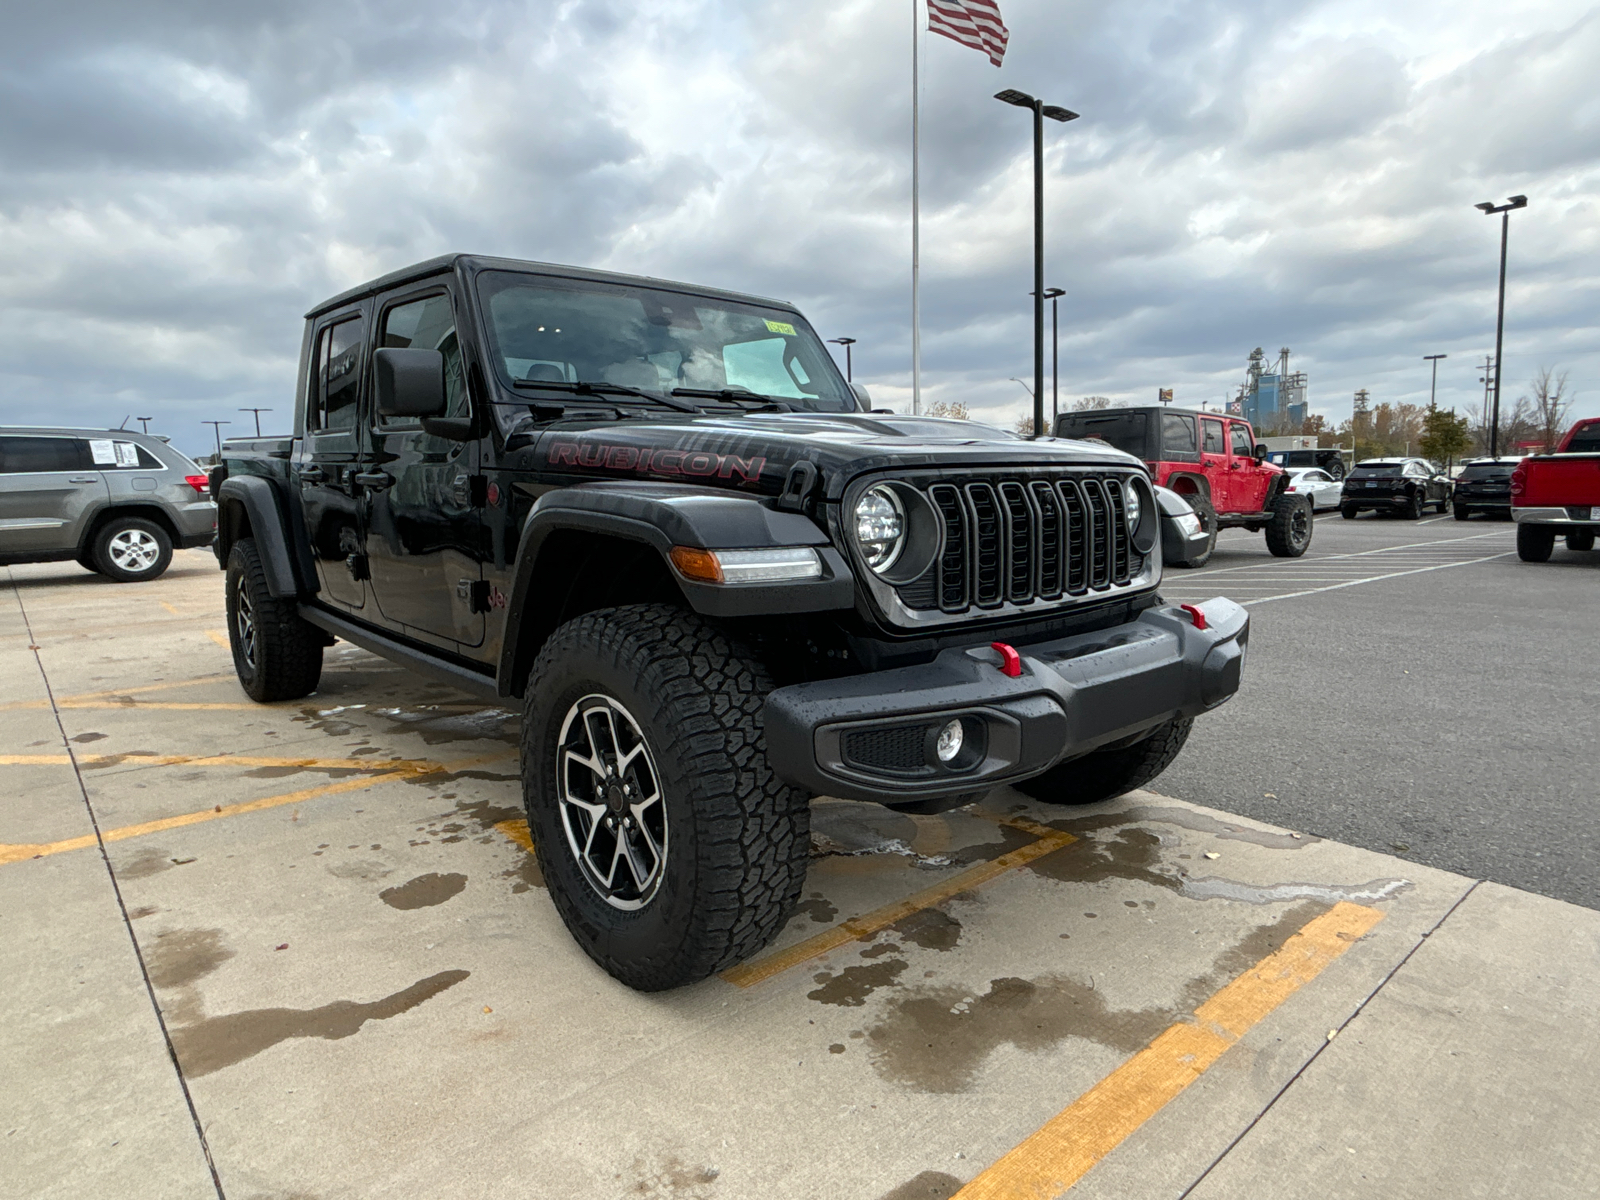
[1056,406,1311,567]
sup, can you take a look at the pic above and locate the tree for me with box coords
[1419,407,1471,468]
[1013,412,1037,436]
[1468,394,1534,457]
[1073,396,1112,410]
[925,400,969,420]
[1524,366,1572,453]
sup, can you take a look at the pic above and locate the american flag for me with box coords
[927,0,1009,67]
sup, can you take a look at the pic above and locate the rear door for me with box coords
[295,308,370,611]
[0,436,108,557]
[1199,417,1229,508]
[363,283,484,648]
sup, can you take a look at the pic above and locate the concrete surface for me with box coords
[3,544,1596,1200]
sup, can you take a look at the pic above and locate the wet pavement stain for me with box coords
[115,846,178,880]
[791,892,838,925]
[876,1170,963,1200]
[379,872,468,910]
[892,908,962,952]
[325,859,394,882]
[1029,827,1182,893]
[502,853,545,893]
[629,1153,720,1198]
[808,959,909,1007]
[245,765,363,780]
[145,928,234,990]
[169,969,470,1078]
[69,731,106,743]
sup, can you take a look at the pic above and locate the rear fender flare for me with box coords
[1165,472,1210,504]
[216,476,308,599]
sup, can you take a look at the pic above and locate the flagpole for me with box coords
[911,0,921,415]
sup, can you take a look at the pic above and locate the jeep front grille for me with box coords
[905,473,1142,616]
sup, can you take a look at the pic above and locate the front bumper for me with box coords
[763,598,1248,805]
[1514,505,1600,526]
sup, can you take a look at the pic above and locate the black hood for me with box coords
[516,412,1144,500]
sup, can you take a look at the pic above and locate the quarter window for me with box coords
[0,436,88,473]
[378,293,466,425]
[313,316,365,433]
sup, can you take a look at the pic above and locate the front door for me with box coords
[1199,417,1229,509]
[0,435,107,556]
[363,286,484,647]
[1228,421,1271,511]
[297,310,369,611]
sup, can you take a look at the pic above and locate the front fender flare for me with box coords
[216,476,306,599]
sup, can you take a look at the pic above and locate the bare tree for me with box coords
[1073,396,1112,410]
[1013,412,1037,436]
[925,400,969,420]
[1524,366,1572,452]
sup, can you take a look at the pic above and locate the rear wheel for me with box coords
[522,604,809,991]
[1454,504,1470,521]
[1341,503,1358,520]
[1266,495,1312,557]
[1172,495,1217,568]
[1516,524,1555,563]
[1407,491,1426,520]
[92,516,172,582]
[1017,717,1193,807]
[1567,530,1596,552]
[226,538,323,701]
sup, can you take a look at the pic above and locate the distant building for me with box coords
[1237,347,1307,433]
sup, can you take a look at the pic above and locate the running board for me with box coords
[298,605,500,701]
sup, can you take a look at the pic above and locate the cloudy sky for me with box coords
[3,0,1598,456]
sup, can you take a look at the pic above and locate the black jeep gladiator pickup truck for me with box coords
[212,253,1248,990]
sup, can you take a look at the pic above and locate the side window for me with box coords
[1230,423,1254,458]
[0,436,88,473]
[87,439,163,469]
[1161,413,1197,458]
[1201,419,1224,455]
[378,293,467,425]
[312,316,365,433]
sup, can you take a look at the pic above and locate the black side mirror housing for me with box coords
[374,348,447,418]
[1253,443,1269,461]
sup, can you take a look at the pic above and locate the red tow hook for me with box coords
[1179,604,1208,631]
[990,642,1023,678]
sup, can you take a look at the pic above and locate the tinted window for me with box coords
[1057,411,1150,459]
[1458,465,1512,480]
[1567,430,1600,453]
[1161,413,1197,458]
[1352,462,1401,476]
[313,316,364,433]
[1229,424,1253,457]
[378,293,466,425]
[1201,419,1224,454]
[0,436,88,473]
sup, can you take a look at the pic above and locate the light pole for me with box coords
[1477,354,1496,454]
[202,420,230,459]
[1037,286,1065,429]
[995,89,1078,439]
[1474,194,1527,457]
[1423,354,1446,411]
[136,416,152,434]
[827,338,857,382]
[239,407,273,437]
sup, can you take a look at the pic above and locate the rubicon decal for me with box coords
[547,441,766,482]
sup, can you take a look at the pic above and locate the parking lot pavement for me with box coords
[6,550,1599,1200]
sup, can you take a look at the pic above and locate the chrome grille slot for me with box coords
[999,482,1034,602]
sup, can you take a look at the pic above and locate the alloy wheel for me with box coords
[556,693,668,911]
[235,578,257,670]
[107,529,160,572]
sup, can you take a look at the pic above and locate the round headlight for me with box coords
[854,485,905,573]
[1123,485,1142,530]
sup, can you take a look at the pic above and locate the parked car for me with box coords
[0,427,216,580]
[1339,458,1451,519]
[1511,417,1600,561]
[212,252,1250,990]
[1265,447,1347,479]
[1155,486,1214,566]
[1054,406,1312,567]
[1283,467,1343,511]
[1451,459,1517,520]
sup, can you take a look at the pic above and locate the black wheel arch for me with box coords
[1165,472,1210,503]
[216,475,316,599]
[78,503,181,557]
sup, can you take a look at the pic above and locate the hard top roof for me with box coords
[306,253,798,321]
[0,425,169,443]
[1058,405,1244,420]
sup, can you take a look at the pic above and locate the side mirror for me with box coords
[850,382,873,411]
[1253,443,1269,461]
[374,348,446,418]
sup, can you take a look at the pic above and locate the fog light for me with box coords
[936,719,964,763]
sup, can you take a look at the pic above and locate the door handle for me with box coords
[353,470,393,490]
[298,465,325,483]
[67,476,99,484]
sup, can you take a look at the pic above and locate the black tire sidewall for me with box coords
[225,545,266,699]
[93,516,172,582]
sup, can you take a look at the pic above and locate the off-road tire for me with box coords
[1016,717,1193,807]
[1172,495,1217,568]
[1265,495,1312,557]
[1341,503,1358,520]
[1567,530,1596,552]
[91,516,173,582]
[226,538,323,702]
[1454,504,1470,521]
[1516,524,1555,563]
[522,604,810,991]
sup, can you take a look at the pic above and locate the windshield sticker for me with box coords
[88,439,117,465]
[115,442,140,467]
[763,319,797,336]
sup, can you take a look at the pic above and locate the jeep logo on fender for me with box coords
[547,440,766,483]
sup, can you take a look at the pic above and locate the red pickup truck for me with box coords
[1512,417,1600,561]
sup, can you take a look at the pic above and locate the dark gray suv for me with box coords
[0,427,217,582]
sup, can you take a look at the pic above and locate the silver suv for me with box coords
[0,427,217,582]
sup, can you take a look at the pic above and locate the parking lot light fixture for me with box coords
[827,337,857,382]
[1423,354,1447,411]
[202,420,231,458]
[1039,287,1065,426]
[1475,195,1527,457]
[995,89,1079,439]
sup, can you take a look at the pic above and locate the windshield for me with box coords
[1459,464,1513,480]
[1057,411,1151,459]
[475,270,854,414]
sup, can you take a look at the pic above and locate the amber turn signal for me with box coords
[670,545,723,583]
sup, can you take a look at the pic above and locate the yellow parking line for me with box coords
[950,901,1385,1200]
[0,753,441,771]
[0,750,517,866]
[494,818,533,850]
[721,819,1077,988]
[0,672,236,710]
[206,629,230,650]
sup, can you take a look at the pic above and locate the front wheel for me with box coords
[1568,530,1596,552]
[1516,524,1555,563]
[226,538,323,701]
[1266,495,1313,557]
[522,604,809,991]
[92,516,173,582]
[1016,717,1193,806]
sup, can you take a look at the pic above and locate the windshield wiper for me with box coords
[671,387,794,412]
[511,378,702,414]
